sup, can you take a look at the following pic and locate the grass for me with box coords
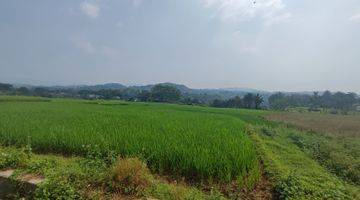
[2,95,359,199]
[0,96,259,184]
[0,95,50,102]
[1,145,225,200]
[248,125,359,200]
[266,112,360,185]
[266,112,360,137]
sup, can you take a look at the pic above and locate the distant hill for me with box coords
[76,83,127,91]
[129,82,192,93]
[10,82,271,100]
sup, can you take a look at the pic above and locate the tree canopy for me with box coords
[0,83,13,91]
[150,84,181,103]
[210,93,264,109]
[268,91,359,112]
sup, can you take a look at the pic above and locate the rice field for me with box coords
[0,96,260,182]
[266,112,360,137]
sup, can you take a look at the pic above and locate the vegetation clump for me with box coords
[0,146,227,200]
[35,176,81,200]
[110,157,154,195]
[249,125,358,200]
[0,147,29,169]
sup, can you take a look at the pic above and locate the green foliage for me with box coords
[80,144,117,167]
[0,95,50,102]
[0,97,258,183]
[150,84,182,103]
[31,154,105,199]
[210,93,264,109]
[146,183,226,200]
[250,125,358,200]
[147,183,201,200]
[268,91,359,112]
[0,145,224,200]
[0,83,13,91]
[206,190,227,200]
[26,158,57,175]
[275,173,349,200]
[35,176,82,200]
[261,127,276,137]
[0,147,28,169]
[290,133,360,185]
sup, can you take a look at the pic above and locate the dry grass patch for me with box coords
[266,112,360,137]
[111,157,154,195]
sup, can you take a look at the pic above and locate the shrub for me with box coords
[0,148,28,169]
[275,173,350,200]
[110,157,153,195]
[289,135,306,149]
[81,144,116,166]
[35,177,81,200]
[26,158,57,175]
[146,183,212,200]
[261,127,275,137]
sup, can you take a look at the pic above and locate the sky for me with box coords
[0,0,360,92]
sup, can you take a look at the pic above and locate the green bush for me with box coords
[0,148,28,169]
[35,177,81,200]
[146,183,226,200]
[275,173,350,200]
[26,158,57,175]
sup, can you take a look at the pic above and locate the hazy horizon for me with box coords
[8,81,360,94]
[1,0,360,93]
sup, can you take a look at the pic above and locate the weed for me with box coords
[110,157,154,195]
[0,148,28,169]
[35,176,82,200]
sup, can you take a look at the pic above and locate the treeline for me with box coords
[210,93,264,109]
[0,83,264,109]
[0,83,202,105]
[0,82,263,108]
[268,91,360,113]
[1,82,359,112]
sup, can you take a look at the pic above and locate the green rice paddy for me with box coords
[0,96,260,182]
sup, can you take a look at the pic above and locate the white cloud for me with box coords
[80,2,99,18]
[201,0,291,26]
[349,14,360,23]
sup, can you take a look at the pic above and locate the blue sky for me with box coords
[0,0,360,92]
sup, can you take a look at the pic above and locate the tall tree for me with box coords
[254,94,264,109]
[137,90,151,102]
[33,87,51,97]
[151,84,181,103]
[0,83,13,91]
[321,90,333,108]
[268,92,288,110]
[17,87,30,95]
[243,93,255,109]
[226,96,242,108]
